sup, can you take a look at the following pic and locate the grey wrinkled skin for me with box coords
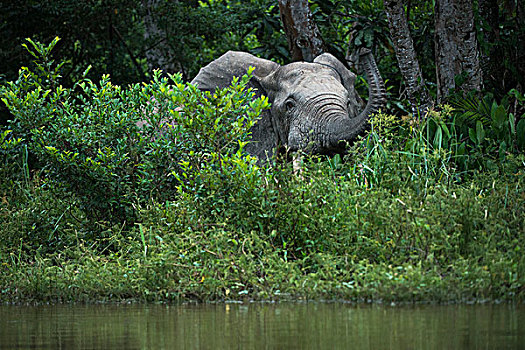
[191,49,386,161]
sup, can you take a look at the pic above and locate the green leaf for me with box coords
[456,141,466,156]
[440,121,451,139]
[516,118,525,150]
[476,121,485,144]
[492,104,507,129]
[433,127,442,149]
[469,127,477,144]
[498,141,507,160]
[509,113,515,134]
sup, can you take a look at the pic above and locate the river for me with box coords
[0,303,523,349]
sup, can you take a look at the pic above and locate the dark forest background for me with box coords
[1,0,523,113]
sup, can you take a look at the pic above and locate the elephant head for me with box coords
[191,49,386,161]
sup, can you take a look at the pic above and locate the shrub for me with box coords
[1,37,270,225]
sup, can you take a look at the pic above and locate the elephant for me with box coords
[191,48,386,161]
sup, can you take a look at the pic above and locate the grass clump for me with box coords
[0,38,524,304]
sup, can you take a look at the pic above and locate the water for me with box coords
[0,303,523,349]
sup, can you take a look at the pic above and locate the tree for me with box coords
[434,0,482,103]
[383,0,432,114]
[383,0,483,108]
[142,0,180,74]
[277,0,326,62]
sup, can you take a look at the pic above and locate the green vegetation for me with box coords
[1,39,523,304]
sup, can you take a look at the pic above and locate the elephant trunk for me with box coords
[334,49,386,145]
[356,49,386,121]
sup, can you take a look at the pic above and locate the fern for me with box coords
[451,92,493,127]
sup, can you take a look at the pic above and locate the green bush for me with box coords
[450,91,525,169]
[0,129,26,188]
[1,38,269,224]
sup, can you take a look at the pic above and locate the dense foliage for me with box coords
[0,39,523,303]
[1,0,524,303]
[1,37,268,226]
[2,1,523,93]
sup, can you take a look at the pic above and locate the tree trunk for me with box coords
[277,0,326,62]
[434,0,482,103]
[142,0,178,73]
[383,0,432,114]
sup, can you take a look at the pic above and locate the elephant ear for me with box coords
[191,51,279,97]
[313,53,364,118]
[191,51,281,162]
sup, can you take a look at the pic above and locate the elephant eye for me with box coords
[285,98,296,112]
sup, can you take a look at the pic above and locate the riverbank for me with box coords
[1,47,523,304]
[1,160,523,304]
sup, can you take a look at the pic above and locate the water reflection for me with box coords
[0,303,523,349]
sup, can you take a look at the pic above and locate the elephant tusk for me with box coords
[293,153,304,178]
